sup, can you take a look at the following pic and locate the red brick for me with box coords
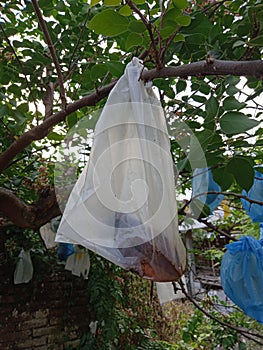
[64,339,81,348]
[33,326,58,338]
[0,330,31,343]
[47,334,64,344]
[0,268,90,349]
[17,336,47,348]
[18,317,48,330]
[49,316,61,326]
[35,309,49,318]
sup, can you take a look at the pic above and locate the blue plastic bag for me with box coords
[57,243,74,261]
[241,169,263,223]
[220,236,263,323]
[191,168,224,214]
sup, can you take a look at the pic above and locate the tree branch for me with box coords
[42,65,54,120]
[141,59,263,80]
[0,59,262,174]
[0,187,61,229]
[31,0,67,110]
[199,218,237,241]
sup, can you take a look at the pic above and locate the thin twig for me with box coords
[175,280,263,345]
[191,191,263,206]
[126,0,162,69]
[0,22,39,120]
[7,143,61,168]
[201,0,227,15]
[31,0,67,110]
[199,218,237,241]
[68,10,90,70]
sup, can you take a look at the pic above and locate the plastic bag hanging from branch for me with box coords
[57,242,74,261]
[191,167,224,216]
[220,236,263,323]
[14,249,34,284]
[241,168,263,223]
[55,58,186,282]
[65,247,90,279]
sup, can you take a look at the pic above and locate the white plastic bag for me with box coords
[39,222,57,249]
[56,58,186,282]
[14,249,33,284]
[156,276,187,304]
[65,247,90,279]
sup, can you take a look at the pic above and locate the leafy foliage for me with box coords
[0,0,263,348]
[78,253,171,350]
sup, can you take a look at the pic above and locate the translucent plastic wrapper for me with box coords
[65,247,90,279]
[56,58,186,282]
[14,249,33,284]
[220,236,263,323]
[191,167,223,214]
[241,168,263,223]
[40,222,57,249]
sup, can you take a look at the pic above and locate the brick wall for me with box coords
[0,262,92,350]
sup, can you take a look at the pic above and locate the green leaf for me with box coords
[128,20,146,33]
[223,14,234,27]
[125,32,143,50]
[106,61,125,77]
[160,26,175,39]
[232,40,245,49]
[173,33,185,43]
[220,112,260,134]
[88,9,129,36]
[173,0,188,9]
[222,96,246,111]
[18,103,29,114]
[90,0,100,7]
[13,110,27,125]
[185,33,206,45]
[248,35,263,46]
[206,96,219,118]
[255,139,263,146]
[175,15,191,26]
[176,79,187,94]
[226,85,239,95]
[195,129,214,151]
[199,83,210,96]
[154,79,170,91]
[119,5,132,16]
[166,87,175,99]
[91,64,108,81]
[212,167,233,191]
[192,94,206,103]
[66,113,78,129]
[48,132,65,141]
[0,105,10,117]
[162,8,181,28]
[226,156,254,191]
[104,0,121,6]
[182,13,212,34]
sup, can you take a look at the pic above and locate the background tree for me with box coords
[0,0,263,348]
